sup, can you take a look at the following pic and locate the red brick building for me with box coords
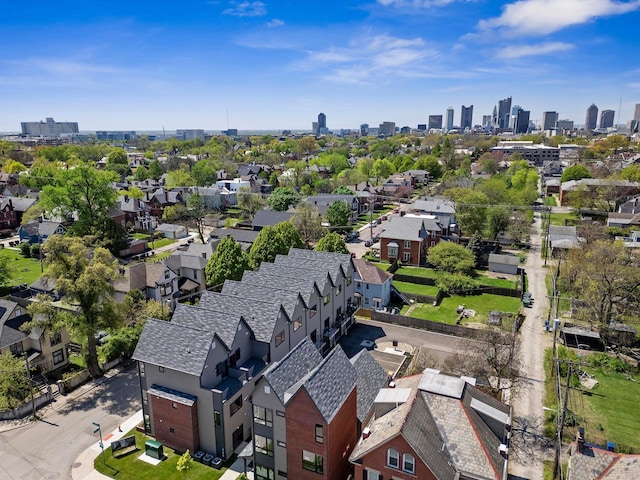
[379,216,443,266]
[148,385,199,453]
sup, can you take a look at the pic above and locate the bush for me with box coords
[98,323,144,363]
[436,273,478,294]
[19,242,31,257]
[30,243,41,259]
[589,353,629,373]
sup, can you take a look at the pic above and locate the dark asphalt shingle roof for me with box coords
[488,253,520,266]
[132,318,215,376]
[263,337,323,405]
[0,314,30,349]
[252,210,295,229]
[353,258,393,285]
[350,348,388,422]
[275,248,352,284]
[170,303,240,349]
[221,280,303,318]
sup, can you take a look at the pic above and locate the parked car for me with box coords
[365,239,372,247]
[369,221,378,227]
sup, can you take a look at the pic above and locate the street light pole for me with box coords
[93,421,106,464]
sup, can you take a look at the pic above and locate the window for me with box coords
[50,331,62,346]
[229,348,241,367]
[160,284,172,296]
[431,241,435,247]
[158,366,165,373]
[347,277,352,286]
[171,402,177,409]
[139,362,145,376]
[404,240,411,249]
[275,330,285,347]
[335,285,342,295]
[323,294,330,305]
[387,245,398,258]
[277,440,286,448]
[253,405,273,427]
[230,395,243,416]
[216,360,228,378]
[315,424,324,443]
[356,281,361,288]
[164,271,170,279]
[387,448,399,469]
[403,252,411,262]
[302,450,323,473]
[52,349,64,365]
[364,469,381,480]
[403,453,415,474]
[309,305,317,317]
[10,342,23,356]
[169,427,175,433]
[293,317,302,331]
[255,465,275,480]
[214,411,222,428]
[255,434,274,456]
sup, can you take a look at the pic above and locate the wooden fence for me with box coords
[370,310,485,339]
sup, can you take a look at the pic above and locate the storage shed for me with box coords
[488,253,520,275]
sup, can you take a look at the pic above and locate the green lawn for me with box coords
[395,266,516,289]
[549,212,579,226]
[94,429,229,480]
[395,266,438,279]
[402,294,521,324]
[130,235,176,249]
[0,248,42,291]
[393,281,439,296]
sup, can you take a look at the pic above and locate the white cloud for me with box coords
[378,0,472,7]
[266,18,284,27]
[495,41,574,59]
[223,1,267,17]
[479,0,640,35]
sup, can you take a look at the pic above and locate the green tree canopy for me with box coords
[238,186,266,218]
[249,223,303,269]
[291,202,324,247]
[427,241,475,274]
[35,236,122,378]
[205,236,249,289]
[561,164,592,183]
[187,192,207,244]
[332,185,355,195]
[39,163,120,238]
[165,165,196,189]
[326,201,352,230]
[444,188,488,235]
[0,353,31,410]
[314,232,349,254]
[267,187,299,211]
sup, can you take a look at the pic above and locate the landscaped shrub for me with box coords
[19,242,31,257]
[29,243,41,259]
[436,273,478,294]
[589,353,629,373]
[98,323,144,362]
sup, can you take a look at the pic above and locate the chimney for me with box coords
[576,426,585,454]
[362,427,371,440]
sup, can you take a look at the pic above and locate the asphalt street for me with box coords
[0,364,141,480]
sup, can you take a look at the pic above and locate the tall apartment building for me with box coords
[428,115,443,130]
[600,109,615,129]
[498,97,512,129]
[446,107,454,131]
[542,111,559,130]
[378,121,396,136]
[585,104,598,130]
[21,117,79,138]
[515,110,530,134]
[460,105,473,130]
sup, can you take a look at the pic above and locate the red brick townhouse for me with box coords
[379,216,443,266]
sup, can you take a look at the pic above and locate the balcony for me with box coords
[210,357,266,402]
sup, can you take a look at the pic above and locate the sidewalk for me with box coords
[71,410,143,480]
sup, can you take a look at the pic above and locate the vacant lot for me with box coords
[395,266,517,289]
[401,294,521,324]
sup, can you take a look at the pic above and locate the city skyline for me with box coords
[2,0,640,131]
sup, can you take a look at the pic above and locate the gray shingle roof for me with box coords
[353,259,393,286]
[379,217,427,241]
[263,338,323,404]
[132,318,215,376]
[222,280,303,317]
[236,271,315,307]
[198,291,283,343]
[350,348,388,422]
[170,303,240,349]
[488,253,520,266]
[295,345,357,423]
[252,210,295,229]
[0,315,30,349]
[275,248,352,284]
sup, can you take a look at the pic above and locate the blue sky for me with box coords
[2,0,640,131]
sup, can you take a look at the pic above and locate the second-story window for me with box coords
[315,424,324,443]
[323,294,330,305]
[253,405,273,427]
[275,331,285,347]
[50,331,62,346]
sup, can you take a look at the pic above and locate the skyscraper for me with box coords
[600,110,615,129]
[482,115,492,128]
[446,107,454,131]
[498,97,512,129]
[360,124,369,136]
[492,105,498,126]
[515,110,530,134]
[428,115,443,130]
[585,104,598,130]
[634,104,640,123]
[460,105,473,130]
[542,111,559,130]
[316,112,327,134]
[509,105,522,130]
[379,121,396,136]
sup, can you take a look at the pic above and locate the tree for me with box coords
[106,148,130,179]
[315,232,349,254]
[332,185,355,195]
[237,186,266,218]
[148,160,163,179]
[249,224,302,269]
[187,192,207,244]
[269,171,280,188]
[560,239,640,327]
[326,201,352,232]
[205,236,250,289]
[165,165,196,189]
[371,159,395,181]
[39,163,120,239]
[561,164,592,183]
[176,449,194,480]
[486,206,511,240]
[291,202,324,247]
[34,236,122,378]
[444,188,488,236]
[162,204,190,222]
[0,353,31,410]
[427,241,475,274]
[467,233,484,267]
[267,187,299,211]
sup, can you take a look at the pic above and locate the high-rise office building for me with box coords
[492,105,498,126]
[417,124,427,131]
[515,110,530,134]
[446,107,454,131]
[633,104,640,123]
[556,119,574,132]
[460,105,473,130]
[379,121,396,136]
[428,115,443,130]
[600,110,615,129]
[498,97,512,129]
[315,112,327,134]
[482,115,492,128]
[509,105,522,130]
[21,117,79,138]
[585,104,598,130]
[360,124,369,136]
[542,111,559,130]
[176,129,205,141]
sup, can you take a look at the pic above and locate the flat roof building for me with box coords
[21,117,79,138]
